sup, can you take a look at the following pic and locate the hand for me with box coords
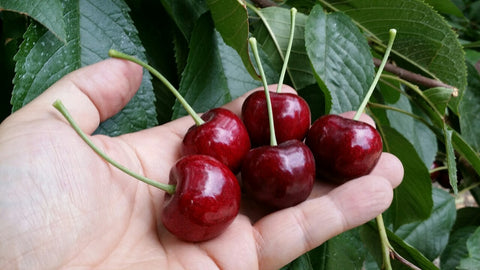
[0,59,403,270]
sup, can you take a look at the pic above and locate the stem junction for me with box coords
[249,37,277,146]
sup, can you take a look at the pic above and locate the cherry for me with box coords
[242,8,309,147]
[241,139,315,209]
[52,101,240,242]
[108,49,250,173]
[436,172,452,189]
[429,160,443,182]
[182,107,250,173]
[162,154,241,242]
[430,160,462,189]
[305,114,382,183]
[306,29,398,270]
[241,28,314,209]
[305,29,397,185]
[242,90,310,147]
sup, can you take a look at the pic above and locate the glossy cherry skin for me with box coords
[161,155,241,242]
[242,91,311,147]
[241,140,315,209]
[182,108,251,173]
[305,114,382,184]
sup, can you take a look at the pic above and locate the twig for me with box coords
[391,250,422,270]
[373,58,458,94]
[250,0,277,8]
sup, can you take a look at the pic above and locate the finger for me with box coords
[254,175,394,270]
[309,151,403,200]
[11,58,143,134]
[339,111,376,127]
[370,152,404,188]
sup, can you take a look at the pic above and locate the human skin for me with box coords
[0,58,403,270]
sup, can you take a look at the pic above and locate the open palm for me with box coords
[0,59,403,270]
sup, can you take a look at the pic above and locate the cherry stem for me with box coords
[108,49,205,126]
[353,29,397,121]
[376,214,393,270]
[52,99,176,195]
[276,8,297,93]
[249,37,278,146]
[430,165,448,174]
[352,28,397,270]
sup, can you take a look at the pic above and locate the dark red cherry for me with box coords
[305,114,382,184]
[242,91,311,147]
[430,160,462,189]
[241,140,315,209]
[161,155,241,242]
[430,160,442,182]
[182,108,251,173]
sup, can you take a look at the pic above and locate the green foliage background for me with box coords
[1,0,480,269]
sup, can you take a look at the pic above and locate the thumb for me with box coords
[6,58,143,134]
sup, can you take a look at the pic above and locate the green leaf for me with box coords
[206,0,257,79]
[0,0,66,42]
[444,124,458,193]
[399,63,480,186]
[439,203,480,269]
[126,0,178,124]
[363,253,380,270]
[458,227,480,270]
[282,229,365,270]
[1,9,28,40]
[12,15,79,112]
[172,13,266,119]
[452,131,480,185]
[309,228,366,269]
[0,11,23,121]
[320,0,467,92]
[394,188,456,260]
[423,87,455,114]
[298,83,325,120]
[305,5,374,114]
[280,253,313,270]
[385,94,437,168]
[12,0,157,136]
[251,6,315,90]
[423,0,464,17]
[452,207,480,232]
[441,226,478,270]
[158,0,208,40]
[172,29,190,79]
[361,222,438,270]
[407,84,445,130]
[459,62,480,152]
[381,125,433,228]
[378,75,402,104]
[459,148,480,204]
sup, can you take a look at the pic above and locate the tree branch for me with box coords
[373,58,458,94]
